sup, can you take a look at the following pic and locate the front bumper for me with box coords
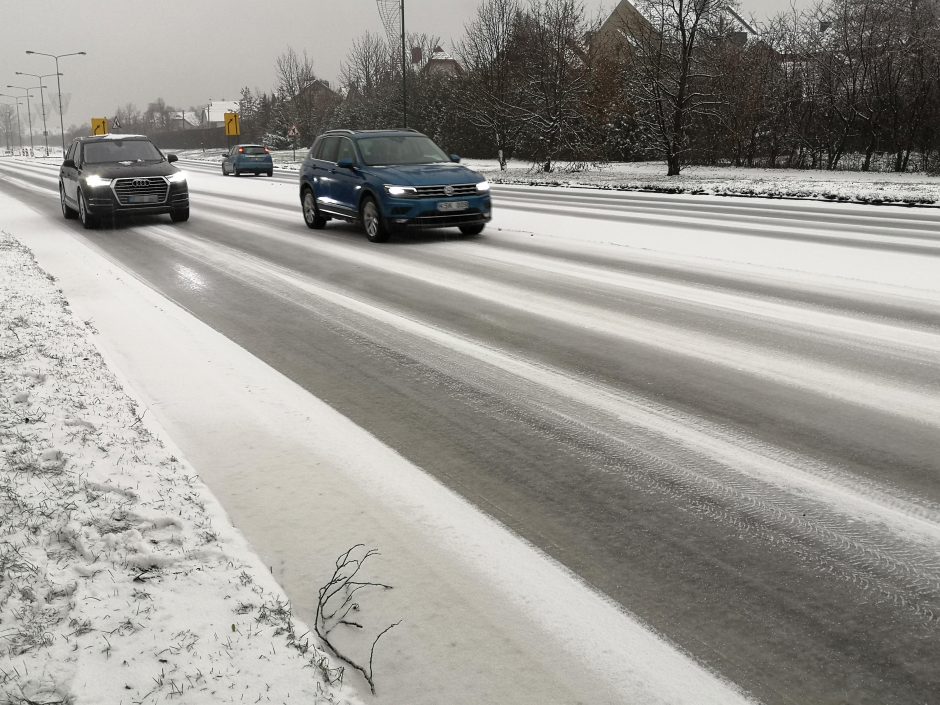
[84,182,189,216]
[383,194,492,229]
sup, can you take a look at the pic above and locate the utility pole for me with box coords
[400,0,407,128]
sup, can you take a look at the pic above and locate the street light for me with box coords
[14,71,62,157]
[0,95,25,151]
[5,86,38,154]
[26,50,86,153]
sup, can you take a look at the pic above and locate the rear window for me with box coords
[241,146,267,155]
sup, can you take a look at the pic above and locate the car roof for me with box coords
[322,129,424,139]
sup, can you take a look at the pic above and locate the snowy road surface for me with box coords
[1,157,938,705]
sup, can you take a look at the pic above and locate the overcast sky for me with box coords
[3,0,802,133]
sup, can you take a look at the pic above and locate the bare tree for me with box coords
[515,0,596,172]
[455,0,525,169]
[624,0,729,175]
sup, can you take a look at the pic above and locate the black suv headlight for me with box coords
[84,175,111,188]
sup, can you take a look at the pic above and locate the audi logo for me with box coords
[444,184,454,196]
[132,178,150,187]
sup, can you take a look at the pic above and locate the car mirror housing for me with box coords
[167,153,179,163]
[62,158,76,168]
[336,159,355,170]
[449,154,461,163]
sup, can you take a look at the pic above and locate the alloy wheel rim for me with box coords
[79,193,86,222]
[304,194,315,223]
[364,203,378,237]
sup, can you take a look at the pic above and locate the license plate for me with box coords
[438,200,468,212]
[128,195,159,204]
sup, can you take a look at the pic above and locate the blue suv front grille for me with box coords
[414,183,478,198]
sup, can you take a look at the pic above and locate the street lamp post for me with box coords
[26,50,86,154]
[0,95,25,151]
[14,71,61,157]
[5,86,36,154]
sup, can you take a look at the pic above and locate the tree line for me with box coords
[6,0,938,174]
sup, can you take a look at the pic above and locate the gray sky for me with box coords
[3,0,800,133]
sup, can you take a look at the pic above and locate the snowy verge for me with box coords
[167,149,940,206]
[0,231,360,705]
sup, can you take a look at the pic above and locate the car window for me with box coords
[65,143,75,162]
[317,136,340,163]
[83,139,164,164]
[241,146,267,155]
[336,138,356,163]
[358,135,449,166]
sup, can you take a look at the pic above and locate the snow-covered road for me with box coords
[1,156,938,705]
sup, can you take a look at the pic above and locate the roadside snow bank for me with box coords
[0,232,359,705]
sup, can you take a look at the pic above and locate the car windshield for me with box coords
[240,146,267,155]
[357,135,450,166]
[83,139,164,164]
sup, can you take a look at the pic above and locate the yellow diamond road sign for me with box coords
[91,118,108,136]
[224,112,240,137]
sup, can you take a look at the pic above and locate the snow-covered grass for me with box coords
[0,232,359,704]
[171,147,940,206]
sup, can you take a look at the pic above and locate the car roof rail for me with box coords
[326,129,356,135]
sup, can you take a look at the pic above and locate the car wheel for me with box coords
[234,168,241,177]
[222,163,228,175]
[60,183,77,219]
[77,189,98,229]
[170,207,190,223]
[302,189,328,229]
[360,196,390,243]
[459,223,485,236]
[266,170,273,177]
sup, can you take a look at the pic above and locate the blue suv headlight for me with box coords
[384,185,417,197]
[476,181,491,192]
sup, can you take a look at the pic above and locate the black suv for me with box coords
[59,134,189,228]
[299,129,491,242]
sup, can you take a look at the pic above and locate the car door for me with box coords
[330,137,364,216]
[62,142,80,204]
[309,136,340,212]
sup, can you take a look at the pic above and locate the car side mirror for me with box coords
[167,153,179,163]
[62,158,75,168]
[449,154,461,163]
[336,159,355,170]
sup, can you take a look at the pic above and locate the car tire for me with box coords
[459,223,485,236]
[77,189,98,230]
[222,164,228,175]
[234,168,241,177]
[170,207,190,223]
[302,188,328,229]
[60,184,77,219]
[266,170,273,177]
[361,196,390,243]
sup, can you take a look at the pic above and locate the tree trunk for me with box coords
[667,153,681,176]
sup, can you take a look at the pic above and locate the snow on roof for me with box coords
[204,100,239,122]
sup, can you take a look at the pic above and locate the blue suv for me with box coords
[299,129,491,242]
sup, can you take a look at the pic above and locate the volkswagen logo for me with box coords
[444,184,454,196]
[132,178,149,188]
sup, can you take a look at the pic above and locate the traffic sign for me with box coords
[287,124,299,138]
[91,118,108,135]
[224,112,240,137]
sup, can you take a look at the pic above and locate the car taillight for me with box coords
[238,147,245,153]
[264,148,270,153]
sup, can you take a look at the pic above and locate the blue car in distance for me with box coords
[299,129,491,242]
[222,144,274,177]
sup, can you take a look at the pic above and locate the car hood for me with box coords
[78,161,178,179]
[369,162,483,186]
